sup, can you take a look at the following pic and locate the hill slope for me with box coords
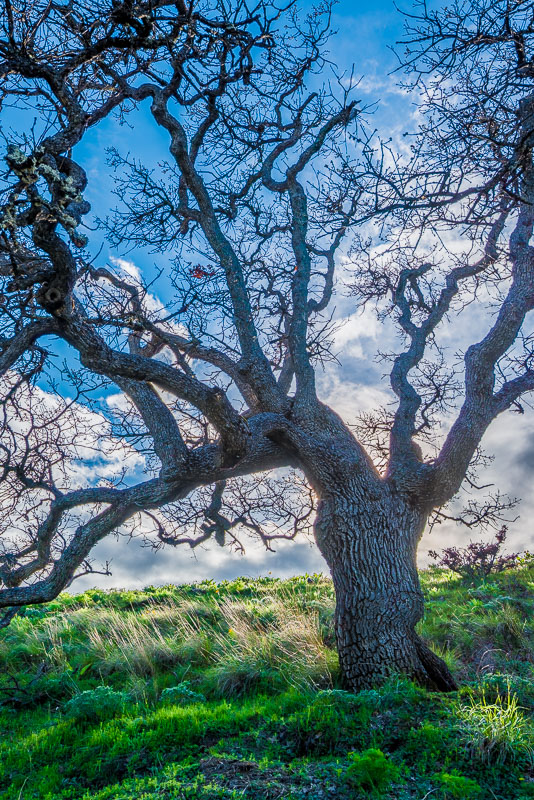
[0,567,532,799]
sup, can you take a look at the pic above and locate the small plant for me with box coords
[63,685,128,722]
[345,748,401,795]
[517,551,534,567]
[479,674,534,711]
[405,723,451,770]
[434,770,481,798]
[455,687,534,765]
[159,681,205,705]
[429,527,521,580]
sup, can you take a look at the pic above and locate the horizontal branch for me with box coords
[0,411,295,609]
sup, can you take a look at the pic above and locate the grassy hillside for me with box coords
[0,566,532,800]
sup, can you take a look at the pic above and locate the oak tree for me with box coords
[1,0,533,691]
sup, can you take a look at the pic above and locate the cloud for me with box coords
[105,254,189,337]
[420,407,534,563]
[332,306,382,360]
[109,255,143,284]
[353,72,411,100]
[74,532,329,591]
[0,375,148,559]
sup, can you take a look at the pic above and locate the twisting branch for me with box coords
[386,208,510,483]
[340,0,534,513]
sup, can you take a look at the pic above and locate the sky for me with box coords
[3,0,533,592]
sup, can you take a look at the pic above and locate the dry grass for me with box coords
[1,586,337,696]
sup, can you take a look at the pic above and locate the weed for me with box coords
[63,686,129,723]
[160,682,206,705]
[404,722,453,771]
[434,770,481,798]
[344,748,401,795]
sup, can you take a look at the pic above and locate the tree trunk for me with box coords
[314,482,457,692]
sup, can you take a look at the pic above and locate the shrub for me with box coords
[429,528,521,580]
[159,681,205,705]
[434,770,481,798]
[344,748,401,795]
[63,685,128,722]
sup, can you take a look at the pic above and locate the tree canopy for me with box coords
[0,0,533,677]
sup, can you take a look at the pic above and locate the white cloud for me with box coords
[1,374,145,493]
[109,255,143,284]
[321,371,392,426]
[74,531,328,592]
[420,406,534,564]
[332,306,382,360]
[105,392,132,413]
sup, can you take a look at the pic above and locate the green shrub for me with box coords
[159,682,205,705]
[63,685,129,722]
[434,770,481,798]
[344,748,401,795]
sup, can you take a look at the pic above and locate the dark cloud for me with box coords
[512,429,534,474]
[74,535,329,593]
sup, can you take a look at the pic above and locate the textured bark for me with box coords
[314,478,457,692]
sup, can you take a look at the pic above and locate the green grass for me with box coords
[0,568,532,799]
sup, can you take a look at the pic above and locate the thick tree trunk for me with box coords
[314,482,457,692]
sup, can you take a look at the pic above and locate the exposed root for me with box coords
[414,634,458,692]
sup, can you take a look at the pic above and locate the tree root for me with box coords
[414,634,458,692]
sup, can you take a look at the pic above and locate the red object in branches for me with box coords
[190,266,212,279]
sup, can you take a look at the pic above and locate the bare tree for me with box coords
[0,0,532,692]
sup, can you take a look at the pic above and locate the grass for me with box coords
[455,687,533,766]
[0,567,532,799]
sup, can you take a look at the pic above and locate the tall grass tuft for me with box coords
[203,596,336,696]
[455,686,534,766]
[0,581,338,701]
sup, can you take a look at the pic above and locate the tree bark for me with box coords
[313,480,457,692]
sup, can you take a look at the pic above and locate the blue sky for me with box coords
[3,0,533,590]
